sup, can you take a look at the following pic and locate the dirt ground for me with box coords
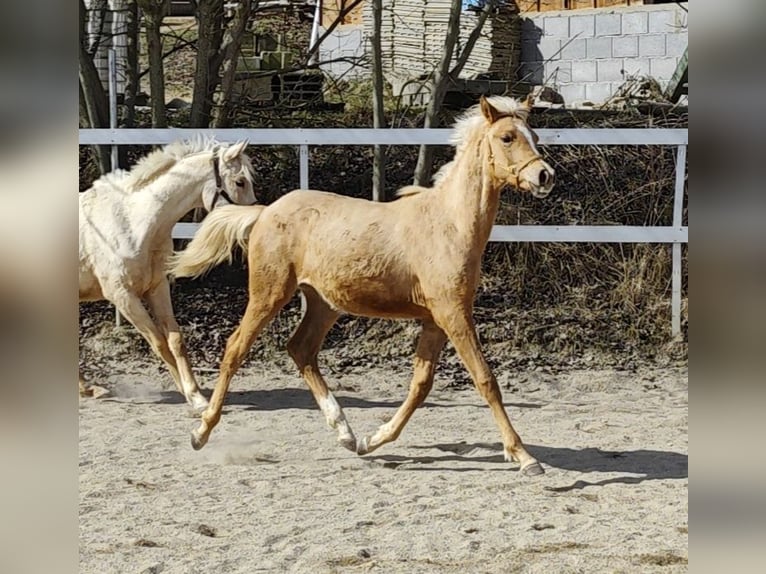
[79,356,687,574]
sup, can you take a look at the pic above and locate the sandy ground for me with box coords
[79,361,687,573]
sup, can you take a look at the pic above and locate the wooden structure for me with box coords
[321,0,365,26]
[665,46,688,103]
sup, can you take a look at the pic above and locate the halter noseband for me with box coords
[508,154,543,179]
[489,148,543,189]
[211,146,235,206]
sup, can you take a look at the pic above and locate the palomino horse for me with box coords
[79,138,256,411]
[170,96,555,475]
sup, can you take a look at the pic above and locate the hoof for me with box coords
[190,430,208,451]
[338,434,357,453]
[81,385,110,399]
[356,436,371,456]
[521,462,545,476]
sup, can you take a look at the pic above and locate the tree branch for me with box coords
[303,0,365,65]
[450,0,498,78]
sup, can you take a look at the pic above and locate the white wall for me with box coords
[519,3,688,105]
[317,25,367,80]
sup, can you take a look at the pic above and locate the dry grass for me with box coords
[80,93,687,366]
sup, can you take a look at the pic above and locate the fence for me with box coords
[79,127,688,336]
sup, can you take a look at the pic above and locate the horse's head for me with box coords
[480,95,555,199]
[202,141,257,211]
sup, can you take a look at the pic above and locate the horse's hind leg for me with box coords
[286,287,356,452]
[147,280,208,412]
[110,291,187,399]
[192,278,295,450]
[356,320,446,455]
[436,310,543,476]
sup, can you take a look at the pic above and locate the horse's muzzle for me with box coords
[528,161,555,198]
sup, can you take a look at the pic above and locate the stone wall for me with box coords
[519,3,688,105]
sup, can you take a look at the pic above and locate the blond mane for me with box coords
[91,136,223,194]
[394,96,528,198]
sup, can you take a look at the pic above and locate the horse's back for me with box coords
[259,189,401,255]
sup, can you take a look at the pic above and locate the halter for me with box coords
[489,147,543,189]
[508,154,543,179]
[211,146,235,206]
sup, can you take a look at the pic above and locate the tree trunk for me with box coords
[371,0,386,201]
[123,0,140,127]
[212,0,251,128]
[191,0,225,128]
[451,1,497,78]
[79,0,111,174]
[139,1,169,128]
[413,0,496,186]
[413,0,462,187]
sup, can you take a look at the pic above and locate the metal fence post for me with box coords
[108,49,123,328]
[671,144,687,338]
[299,144,309,189]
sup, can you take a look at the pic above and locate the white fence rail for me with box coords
[79,127,688,335]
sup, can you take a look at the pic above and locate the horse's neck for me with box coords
[442,142,500,247]
[127,155,209,242]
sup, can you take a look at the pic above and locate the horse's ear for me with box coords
[222,140,248,162]
[524,92,535,110]
[480,96,502,124]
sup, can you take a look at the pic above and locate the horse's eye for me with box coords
[501,134,513,144]
[236,179,245,187]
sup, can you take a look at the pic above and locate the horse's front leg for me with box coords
[147,280,208,413]
[192,285,294,450]
[356,321,446,455]
[436,310,544,476]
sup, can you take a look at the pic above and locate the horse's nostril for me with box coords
[539,170,548,186]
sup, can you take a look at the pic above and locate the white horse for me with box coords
[79,138,256,410]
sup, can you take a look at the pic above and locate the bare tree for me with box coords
[123,0,140,127]
[79,0,111,173]
[303,0,365,65]
[212,0,252,128]
[370,0,386,201]
[190,0,225,127]
[138,0,170,127]
[413,0,497,186]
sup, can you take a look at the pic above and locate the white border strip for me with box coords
[79,128,688,146]
[173,222,687,243]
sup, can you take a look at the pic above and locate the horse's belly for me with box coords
[309,279,427,320]
[78,267,103,301]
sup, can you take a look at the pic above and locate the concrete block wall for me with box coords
[520,4,688,106]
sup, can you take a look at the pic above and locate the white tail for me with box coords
[168,205,265,279]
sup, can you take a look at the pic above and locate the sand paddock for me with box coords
[79,361,687,573]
